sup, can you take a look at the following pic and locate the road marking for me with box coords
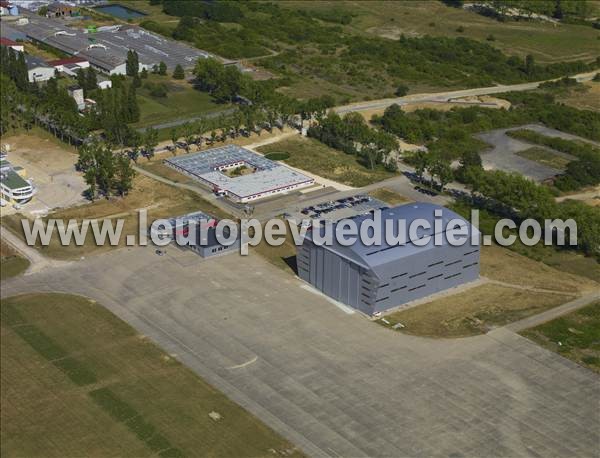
[227,356,258,370]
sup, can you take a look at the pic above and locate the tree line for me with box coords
[306,112,399,171]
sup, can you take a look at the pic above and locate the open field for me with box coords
[0,239,29,280]
[368,188,411,206]
[256,136,395,187]
[282,1,600,64]
[378,245,598,338]
[556,81,600,111]
[379,283,570,338]
[1,174,227,260]
[515,146,571,169]
[135,76,229,128]
[521,302,600,373]
[0,293,300,457]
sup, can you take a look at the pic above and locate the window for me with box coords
[427,273,443,280]
[444,272,461,280]
[392,272,407,279]
[409,271,426,279]
[445,260,461,267]
[427,260,443,268]
[391,286,407,292]
[408,284,426,292]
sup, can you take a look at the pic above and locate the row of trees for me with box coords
[307,112,399,171]
[76,140,136,200]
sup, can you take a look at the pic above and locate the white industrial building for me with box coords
[24,54,54,82]
[166,145,315,203]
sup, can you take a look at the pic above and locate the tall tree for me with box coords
[173,64,185,80]
[126,50,139,77]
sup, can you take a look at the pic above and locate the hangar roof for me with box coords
[306,203,479,275]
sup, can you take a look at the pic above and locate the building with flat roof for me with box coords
[24,54,54,82]
[1,158,35,206]
[12,11,210,74]
[297,203,480,316]
[166,145,315,203]
[149,210,239,258]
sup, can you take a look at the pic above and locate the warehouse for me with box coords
[296,203,480,316]
[13,11,209,74]
[166,145,314,203]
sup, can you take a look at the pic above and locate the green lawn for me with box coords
[521,302,600,373]
[257,136,396,187]
[516,147,572,169]
[135,77,229,128]
[1,293,302,457]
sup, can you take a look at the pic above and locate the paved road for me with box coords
[506,291,600,332]
[335,71,599,114]
[2,246,598,457]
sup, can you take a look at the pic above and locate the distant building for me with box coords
[47,2,77,17]
[97,76,112,89]
[24,55,55,82]
[0,158,35,206]
[67,85,85,110]
[0,1,19,16]
[0,37,24,52]
[47,56,89,74]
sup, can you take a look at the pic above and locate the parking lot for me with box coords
[297,194,387,222]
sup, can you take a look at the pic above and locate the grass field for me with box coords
[281,1,600,64]
[0,293,301,457]
[516,146,572,169]
[556,81,600,111]
[135,76,229,128]
[368,188,411,206]
[1,174,228,260]
[377,244,598,338]
[256,136,396,187]
[521,301,600,373]
[0,240,29,280]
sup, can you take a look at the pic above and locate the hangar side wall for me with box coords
[370,243,480,314]
[297,239,480,315]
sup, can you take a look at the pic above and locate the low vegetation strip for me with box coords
[0,293,302,457]
[89,388,183,457]
[521,302,600,373]
[515,146,571,169]
[1,302,97,386]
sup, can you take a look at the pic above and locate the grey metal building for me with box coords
[297,203,480,315]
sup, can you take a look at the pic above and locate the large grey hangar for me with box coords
[297,203,480,315]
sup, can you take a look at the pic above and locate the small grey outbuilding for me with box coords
[297,203,480,316]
